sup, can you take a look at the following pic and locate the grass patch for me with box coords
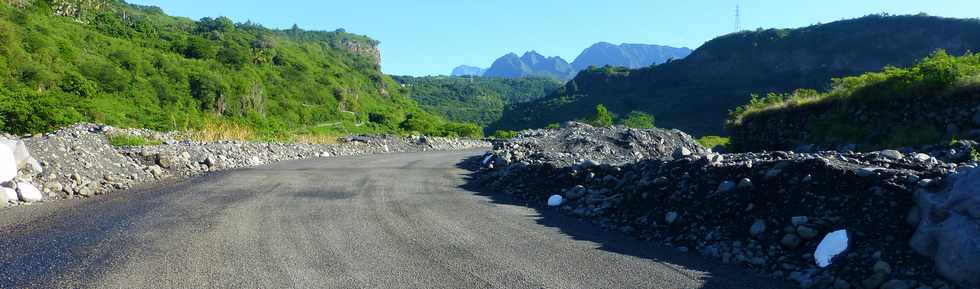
[697,136,731,150]
[108,134,162,147]
[180,119,257,142]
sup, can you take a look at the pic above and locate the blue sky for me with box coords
[129,0,979,76]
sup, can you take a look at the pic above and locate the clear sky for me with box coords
[128,0,979,76]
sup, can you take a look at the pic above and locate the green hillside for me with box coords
[728,51,980,151]
[489,14,980,136]
[0,0,478,139]
[392,75,562,127]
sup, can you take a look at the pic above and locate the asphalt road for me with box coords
[0,150,790,289]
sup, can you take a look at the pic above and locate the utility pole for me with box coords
[735,4,741,32]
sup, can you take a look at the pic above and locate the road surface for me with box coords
[0,150,790,288]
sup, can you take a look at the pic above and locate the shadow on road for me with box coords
[454,155,793,289]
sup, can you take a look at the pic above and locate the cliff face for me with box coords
[342,39,381,65]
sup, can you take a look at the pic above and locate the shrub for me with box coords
[589,104,614,127]
[621,111,655,128]
[492,130,518,139]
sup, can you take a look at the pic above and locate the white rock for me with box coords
[1,187,16,204]
[914,153,932,162]
[814,229,849,267]
[880,150,904,160]
[1,140,31,169]
[0,144,16,183]
[16,182,43,202]
[547,194,564,207]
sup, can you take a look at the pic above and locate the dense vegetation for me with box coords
[0,0,479,139]
[392,75,562,127]
[490,14,980,136]
[728,51,980,150]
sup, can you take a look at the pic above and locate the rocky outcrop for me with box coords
[474,124,979,289]
[910,167,980,288]
[1,123,488,208]
[342,38,381,65]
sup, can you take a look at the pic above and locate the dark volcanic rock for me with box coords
[473,124,977,289]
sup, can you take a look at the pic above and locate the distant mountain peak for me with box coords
[451,65,486,76]
[483,51,576,81]
[571,42,693,71]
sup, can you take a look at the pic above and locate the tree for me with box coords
[621,111,655,128]
[184,37,217,59]
[589,104,614,127]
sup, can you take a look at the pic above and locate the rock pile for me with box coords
[2,123,488,207]
[475,124,979,289]
[488,122,707,168]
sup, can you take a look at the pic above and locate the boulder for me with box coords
[815,230,849,268]
[16,182,43,202]
[880,150,904,160]
[672,147,692,159]
[797,226,820,240]
[781,234,802,249]
[910,167,980,288]
[0,187,13,207]
[717,181,736,193]
[547,195,563,207]
[749,219,767,237]
[0,139,31,169]
[0,143,15,183]
[665,211,679,224]
[565,185,587,200]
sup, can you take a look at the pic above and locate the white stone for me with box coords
[814,229,849,267]
[914,153,932,162]
[0,144,16,183]
[547,195,563,207]
[16,182,43,202]
[880,150,904,160]
[1,140,31,169]
[1,187,16,203]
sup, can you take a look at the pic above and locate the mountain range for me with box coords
[450,65,486,76]
[570,42,692,70]
[452,43,692,81]
[481,51,578,80]
[488,14,980,136]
